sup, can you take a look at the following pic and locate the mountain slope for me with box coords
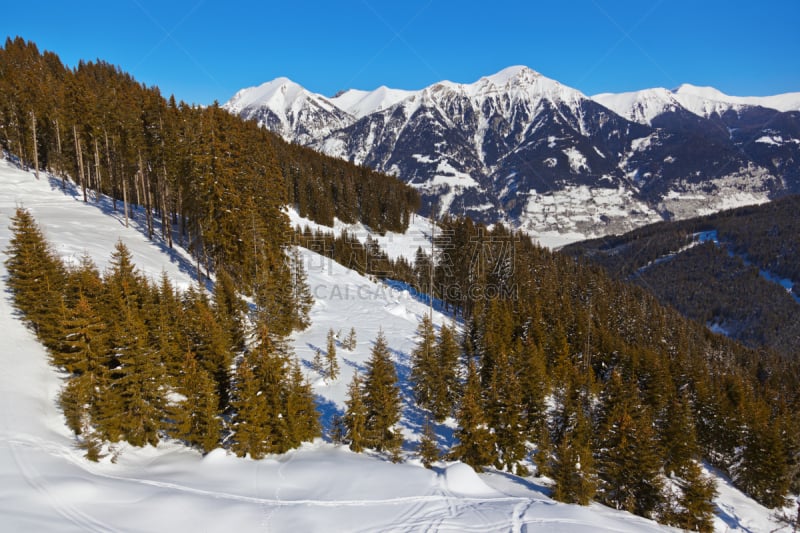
[1,159,792,532]
[226,67,800,243]
[563,195,800,357]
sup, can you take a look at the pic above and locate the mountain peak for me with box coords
[484,65,540,86]
[224,77,309,113]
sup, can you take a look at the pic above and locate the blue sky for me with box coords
[3,1,799,105]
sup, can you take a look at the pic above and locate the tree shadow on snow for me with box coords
[45,173,203,287]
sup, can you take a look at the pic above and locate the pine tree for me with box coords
[283,360,320,448]
[662,393,698,477]
[667,461,717,533]
[289,247,313,331]
[326,328,339,380]
[735,407,791,508]
[486,351,529,475]
[212,269,247,352]
[4,207,67,346]
[595,371,664,518]
[170,349,221,453]
[551,404,596,505]
[363,330,402,454]
[344,371,367,453]
[182,284,233,409]
[249,326,290,454]
[53,292,108,375]
[418,419,440,468]
[230,350,270,459]
[102,299,165,447]
[450,358,496,471]
[312,348,324,375]
[410,314,437,413]
[343,327,357,351]
[432,322,459,421]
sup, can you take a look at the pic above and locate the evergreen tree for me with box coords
[486,351,529,475]
[182,284,232,409]
[344,371,367,453]
[450,358,496,471]
[418,419,440,468]
[283,360,321,448]
[53,292,109,375]
[343,327,357,351]
[667,461,717,533]
[249,326,290,453]
[410,314,437,413]
[101,296,164,447]
[326,328,339,380]
[363,330,402,454]
[312,348,324,375]
[595,371,664,518]
[661,393,699,476]
[289,247,313,331]
[230,350,270,459]
[170,349,221,453]
[432,322,459,421]
[212,269,247,352]
[4,207,67,346]
[551,405,596,505]
[735,408,791,508]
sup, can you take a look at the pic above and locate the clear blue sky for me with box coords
[3,1,799,105]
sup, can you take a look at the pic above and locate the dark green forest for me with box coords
[563,196,800,357]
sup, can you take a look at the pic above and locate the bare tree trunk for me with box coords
[54,118,65,189]
[135,150,142,207]
[73,125,87,202]
[104,130,115,212]
[31,112,39,180]
[178,187,184,247]
[122,170,129,227]
[17,139,25,170]
[93,138,102,201]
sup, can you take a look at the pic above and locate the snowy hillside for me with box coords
[0,158,793,531]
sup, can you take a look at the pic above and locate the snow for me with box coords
[593,83,800,124]
[330,86,415,119]
[593,88,679,125]
[563,146,589,173]
[1,158,795,531]
[287,207,433,264]
[675,83,800,113]
[521,185,662,243]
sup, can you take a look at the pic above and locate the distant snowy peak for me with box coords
[330,86,415,119]
[426,65,587,105]
[594,83,800,125]
[593,88,682,125]
[223,77,353,143]
[674,83,800,114]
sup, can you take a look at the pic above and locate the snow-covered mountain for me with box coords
[225,67,800,243]
[224,77,354,145]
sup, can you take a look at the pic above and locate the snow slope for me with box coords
[0,159,794,531]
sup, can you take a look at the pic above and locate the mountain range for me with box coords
[224,66,800,241]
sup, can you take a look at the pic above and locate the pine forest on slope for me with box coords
[563,196,800,358]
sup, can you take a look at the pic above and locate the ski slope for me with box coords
[0,158,793,531]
